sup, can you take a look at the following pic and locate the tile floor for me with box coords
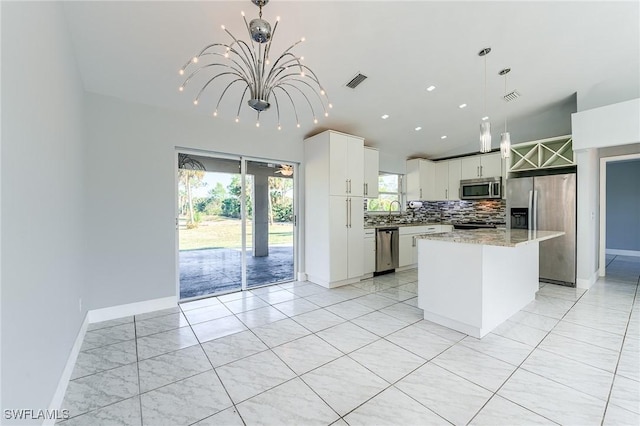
[60,256,640,425]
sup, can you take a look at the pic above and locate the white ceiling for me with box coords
[62,1,640,160]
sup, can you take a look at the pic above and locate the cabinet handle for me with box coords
[364,183,368,196]
[346,179,349,194]
[412,236,416,247]
[420,188,423,199]
[480,165,483,176]
[346,199,349,227]
[445,189,448,199]
[348,198,352,228]
[477,166,480,177]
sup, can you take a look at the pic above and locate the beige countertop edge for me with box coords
[415,230,565,248]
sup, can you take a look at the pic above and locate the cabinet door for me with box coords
[399,235,414,267]
[328,196,349,281]
[447,159,461,200]
[434,162,449,200]
[479,152,502,177]
[347,197,364,278]
[363,238,375,274]
[363,148,379,198]
[329,133,349,196]
[460,156,481,180]
[420,161,436,200]
[406,159,422,200]
[347,138,364,197]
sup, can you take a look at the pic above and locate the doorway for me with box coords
[177,152,296,300]
[599,152,640,277]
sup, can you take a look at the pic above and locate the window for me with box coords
[366,173,403,212]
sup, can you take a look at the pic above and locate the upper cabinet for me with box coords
[406,158,435,200]
[326,132,364,197]
[363,147,379,198]
[434,159,461,201]
[460,152,502,180]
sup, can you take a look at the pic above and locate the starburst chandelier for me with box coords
[178,0,332,130]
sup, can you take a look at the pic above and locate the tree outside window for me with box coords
[366,173,403,212]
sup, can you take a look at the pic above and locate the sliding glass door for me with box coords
[178,152,296,300]
[245,160,295,288]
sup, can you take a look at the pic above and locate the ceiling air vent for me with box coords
[503,90,521,102]
[346,73,368,89]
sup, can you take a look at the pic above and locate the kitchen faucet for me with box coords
[388,200,401,218]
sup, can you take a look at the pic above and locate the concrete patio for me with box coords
[179,246,294,299]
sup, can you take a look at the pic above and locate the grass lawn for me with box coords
[179,216,293,251]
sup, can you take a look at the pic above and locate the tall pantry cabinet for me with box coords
[305,130,364,287]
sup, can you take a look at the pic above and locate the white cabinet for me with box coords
[398,225,446,267]
[363,229,376,275]
[328,132,364,197]
[399,235,414,267]
[363,147,379,198]
[305,130,365,287]
[406,158,435,200]
[434,162,449,200]
[461,152,502,180]
[447,160,461,200]
[433,159,461,201]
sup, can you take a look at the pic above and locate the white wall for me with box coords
[84,93,305,309]
[572,99,640,287]
[572,98,640,150]
[1,2,87,420]
[575,149,600,288]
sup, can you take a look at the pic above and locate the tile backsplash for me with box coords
[365,199,506,226]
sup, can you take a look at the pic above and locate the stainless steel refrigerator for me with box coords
[507,173,577,286]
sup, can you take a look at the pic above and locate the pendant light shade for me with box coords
[479,47,492,153]
[499,67,512,159]
[500,132,511,159]
[480,121,492,153]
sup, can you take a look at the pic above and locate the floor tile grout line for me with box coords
[133,315,144,426]
[600,274,640,424]
[465,283,604,425]
[182,308,248,426]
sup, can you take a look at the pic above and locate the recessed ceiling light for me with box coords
[415,126,422,131]
[482,116,489,121]
[427,85,436,92]
[381,114,389,119]
[459,103,467,109]
[441,135,447,139]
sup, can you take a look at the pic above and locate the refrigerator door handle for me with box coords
[533,190,538,231]
[528,190,534,231]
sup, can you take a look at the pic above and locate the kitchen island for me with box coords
[416,229,564,338]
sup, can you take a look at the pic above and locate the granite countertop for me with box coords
[365,222,446,229]
[415,229,565,247]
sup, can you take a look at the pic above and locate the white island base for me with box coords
[417,236,541,338]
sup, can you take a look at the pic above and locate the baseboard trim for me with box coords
[46,314,89,426]
[47,296,178,424]
[606,249,640,257]
[576,270,599,290]
[87,296,177,323]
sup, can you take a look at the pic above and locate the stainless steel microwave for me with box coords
[460,177,502,200]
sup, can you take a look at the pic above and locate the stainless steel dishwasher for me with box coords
[376,227,399,273]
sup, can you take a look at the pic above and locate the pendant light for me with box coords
[479,48,492,153]
[499,68,512,159]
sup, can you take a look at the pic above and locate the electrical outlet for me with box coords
[78,298,82,313]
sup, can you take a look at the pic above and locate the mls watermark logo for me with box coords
[4,409,70,421]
